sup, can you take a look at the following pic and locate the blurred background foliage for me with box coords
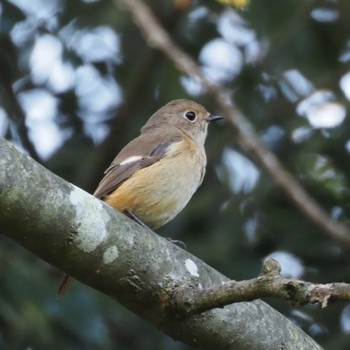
[1,0,350,349]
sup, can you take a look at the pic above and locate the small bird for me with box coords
[58,99,222,295]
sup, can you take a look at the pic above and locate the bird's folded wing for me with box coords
[93,134,182,199]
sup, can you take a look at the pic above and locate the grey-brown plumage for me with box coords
[94,99,222,229]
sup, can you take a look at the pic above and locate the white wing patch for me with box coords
[120,155,143,165]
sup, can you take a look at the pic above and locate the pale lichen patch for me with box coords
[185,258,199,277]
[103,245,119,264]
[69,186,109,253]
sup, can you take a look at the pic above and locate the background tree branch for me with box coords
[0,137,323,349]
[116,0,350,248]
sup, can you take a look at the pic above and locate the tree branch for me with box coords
[172,257,350,317]
[115,0,350,248]
[0,137,322,349]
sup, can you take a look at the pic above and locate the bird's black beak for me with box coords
[206,114,223,122]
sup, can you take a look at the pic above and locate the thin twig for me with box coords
[171,257,350,317]
[116,0,350,247]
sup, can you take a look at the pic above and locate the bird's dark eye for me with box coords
[184,111,196,122]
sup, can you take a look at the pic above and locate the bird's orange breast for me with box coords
[104,137,206,229]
